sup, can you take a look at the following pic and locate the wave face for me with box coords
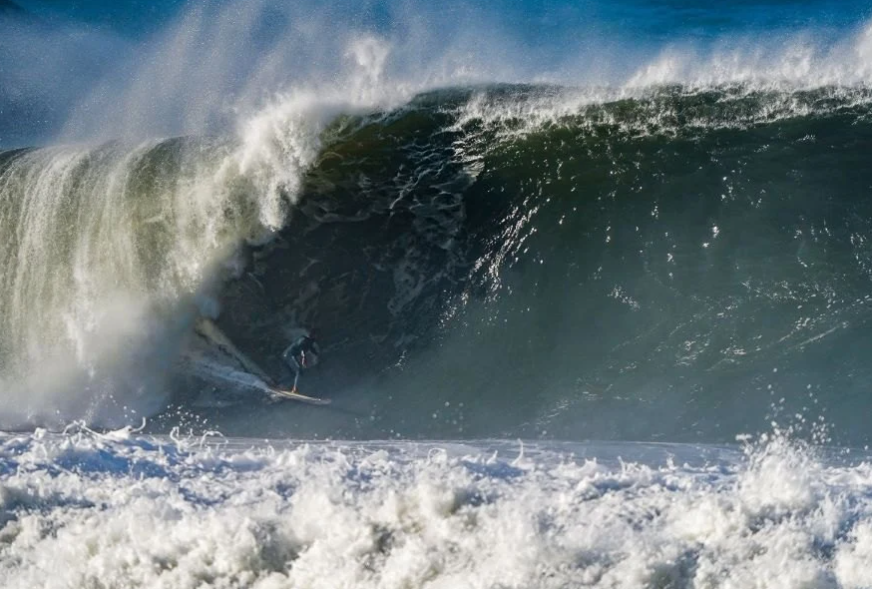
[6,86,872,444]
[200,86,872,446]
[8,90,872,443]
[4,0,872,446]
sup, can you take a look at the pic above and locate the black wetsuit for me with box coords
[283,335,320,389]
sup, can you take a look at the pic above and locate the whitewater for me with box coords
[6,0,872,586]
[5,427,872,589]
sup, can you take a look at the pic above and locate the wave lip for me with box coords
[0,430,869,588]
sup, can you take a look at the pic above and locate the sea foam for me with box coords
[1,429,871,588]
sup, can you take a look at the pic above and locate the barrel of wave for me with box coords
[0,97,332,429]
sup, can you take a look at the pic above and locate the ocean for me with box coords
[3,0,872,586]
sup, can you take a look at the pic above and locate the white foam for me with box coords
[626,22,872,90]
[448,18,872,140]
[0,432,871,588]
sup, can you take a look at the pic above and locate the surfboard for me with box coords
[268,386,332,405]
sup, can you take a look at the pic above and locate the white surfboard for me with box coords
[267,386,332,405]
[184,357,331,405]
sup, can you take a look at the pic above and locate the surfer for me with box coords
[282,332,320,393]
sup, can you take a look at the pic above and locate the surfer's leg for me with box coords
[292,370,300,392]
